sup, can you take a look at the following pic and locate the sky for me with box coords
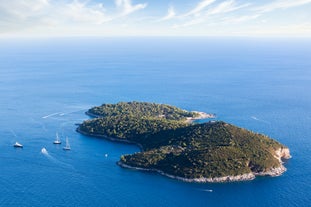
[0,0,311,37]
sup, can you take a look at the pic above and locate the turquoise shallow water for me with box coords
[0,37,310,206]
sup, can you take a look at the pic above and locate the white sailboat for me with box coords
[53,133,61,144]
[63,137,70,150]
[13,142,23,148]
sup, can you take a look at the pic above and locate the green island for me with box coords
[77,101,291,183]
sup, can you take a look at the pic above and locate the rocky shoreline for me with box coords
[118,147,290,183]
[254,165,287,177]
[117,161,256,183]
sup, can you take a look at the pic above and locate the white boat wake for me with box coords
[42,112,62,119]
[41,148,73,168]
[10,130,17,138]
[199,189,213,193]
[41,148,58,162]
[58,108,87,116]
[42,108,89,120]
[251,116,270,124]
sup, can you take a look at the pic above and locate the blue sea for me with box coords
[0,37,310,207]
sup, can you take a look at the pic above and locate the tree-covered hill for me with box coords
[78,115,188,141]
[120,121,284,178]
[87,101,199,121]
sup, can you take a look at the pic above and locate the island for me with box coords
[77,101,291,183]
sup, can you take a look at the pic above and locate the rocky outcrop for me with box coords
[256,148,291,177]
[275,147,291,162]
[189,173,255,183]
[185,111,216,123]
[255,166,287,177]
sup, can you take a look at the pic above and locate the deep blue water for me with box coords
[0,37,310,207]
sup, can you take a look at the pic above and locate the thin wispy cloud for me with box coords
[206,0,250,15]
[255,0,311,13]
[175,0,250,28]
[61,1,110,24]
[158,6,176,21]
[0,0,49,20]
[115,0,147,16]
[183,0,215,17]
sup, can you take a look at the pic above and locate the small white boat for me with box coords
[53,133,61,144]
[13,142,23,148]
[63,137,70,150]
[41,147,48,154]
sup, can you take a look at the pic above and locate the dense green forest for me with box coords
[119,122,283,178]
[87,101,199,120]
[78,115,188,141]
[78,101,288,180]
